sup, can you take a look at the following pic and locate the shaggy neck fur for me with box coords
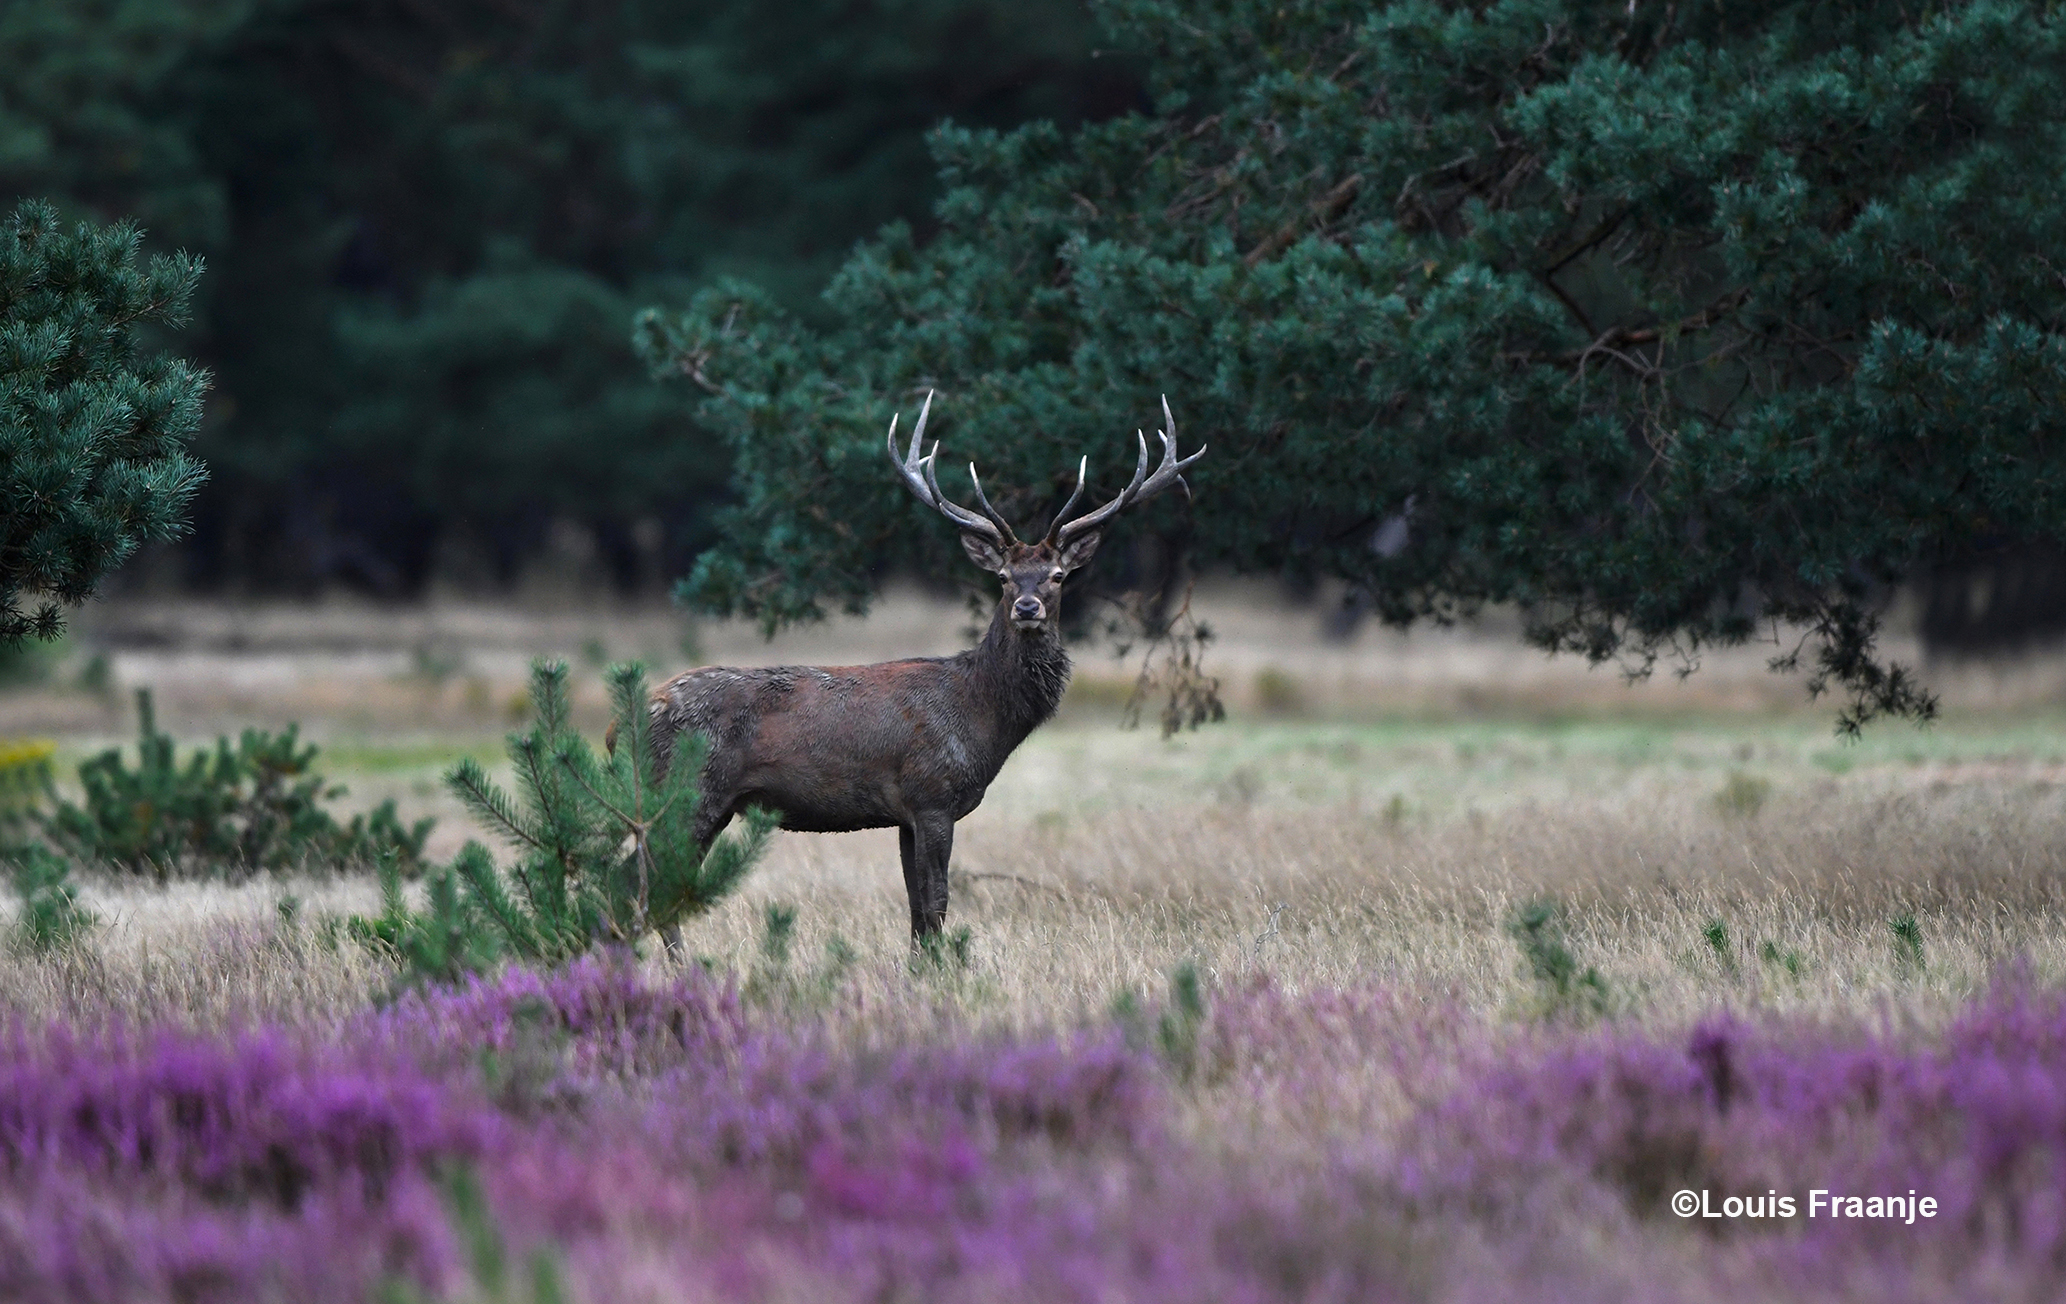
[963,599,1072,745]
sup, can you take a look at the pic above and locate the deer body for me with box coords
[645,393,1200,940]
[653,602,1069,833]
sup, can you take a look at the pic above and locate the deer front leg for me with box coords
[898,815,954,939]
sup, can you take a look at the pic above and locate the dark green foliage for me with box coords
[1918,541,2066,656]
[743,903,859,1010]
[352,855,501,993]
[0,636,66,689]
[1890,913,1926,972]
[0,3,243,244]
[1759,937,1806,980]
[758,903,797,968]
[0,199,205,640]
[1702,918,1737,976]
[8,843,95,953]
[0,0,1130,593]
[41,689,432,879]
[1155,961,1207,1080]
[910,924,976,976]
[641,0,2066,729]
[369,661,773,982]
[1509,899,1610,1018]
[0,739,94,952]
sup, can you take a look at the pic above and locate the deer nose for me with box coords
[1013,595,1044,621]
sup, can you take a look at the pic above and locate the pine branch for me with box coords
[452,841,548,961]
[445,757,543,851]
[655,805,777,931]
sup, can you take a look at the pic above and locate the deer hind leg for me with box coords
[899,814,954,940]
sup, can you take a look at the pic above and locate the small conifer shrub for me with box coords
[363,661,773,985]
[1891,914,1926,974]
[0,737,93,952]
[41,689,432,879]
[1509,899,1610,1020]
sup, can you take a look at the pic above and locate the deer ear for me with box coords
[961,531,1007,571]
[1054,529,1102,572]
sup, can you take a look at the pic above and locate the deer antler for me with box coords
[887,391,1020,549]
[1046,395,1204,547]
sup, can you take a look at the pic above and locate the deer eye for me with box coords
[1049,570,1065,582]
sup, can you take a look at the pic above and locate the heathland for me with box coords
[3,585,2064,1302]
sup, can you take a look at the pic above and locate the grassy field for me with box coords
[6,598,2066,1301]
[21,705,2066,1033]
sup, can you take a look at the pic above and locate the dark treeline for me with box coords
[0,0,1139,596]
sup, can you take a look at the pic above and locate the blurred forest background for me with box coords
[5,0,2065,691]
[0,0,1139,598]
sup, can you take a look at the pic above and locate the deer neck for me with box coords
[966,599,1072,745]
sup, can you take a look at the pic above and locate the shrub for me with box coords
[1508,899,1610,1020]
[1891,914,1926,973]
[353,855,504,993]
[7,843,93,953]
[1713,771,1772,820]
[910,924,976,976]
[1759,938,1807,980]
[0,737,54,834]
[40,689,432,879]
[742,903,859,1011]
[1252,666,1305,716]
[1702,918,1737,976]
[0,739,91,952]
[1155,961,1208,1081]
[364,661,774,985]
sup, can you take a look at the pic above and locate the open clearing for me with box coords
[13,587,2066,1035]
[4,592,2064,1302]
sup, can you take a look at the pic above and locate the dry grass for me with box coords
[711,773,2066,1028]
[7,589,2065,1049]
[9,711,2065,1053]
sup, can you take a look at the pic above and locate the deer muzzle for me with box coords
[1011,595,1045,626]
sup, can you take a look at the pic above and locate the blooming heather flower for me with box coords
[2,960,2066,1300]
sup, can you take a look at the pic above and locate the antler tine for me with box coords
[885,390,934,492]
[966,463,1022,545]
[924,450,1003,539]
[1041,456,1088,543]
[1143,394,1205,500]
[886,392,1008,547]
[1053,396,1204,546]
[1049,432,1147,544]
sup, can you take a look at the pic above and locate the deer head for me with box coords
[888,393,1205,632]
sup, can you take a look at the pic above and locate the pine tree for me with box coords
[0,199,207,643]
[638,0,2066,731]
[396,660,774,975]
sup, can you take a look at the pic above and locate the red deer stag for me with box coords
[643,393,1203,941]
